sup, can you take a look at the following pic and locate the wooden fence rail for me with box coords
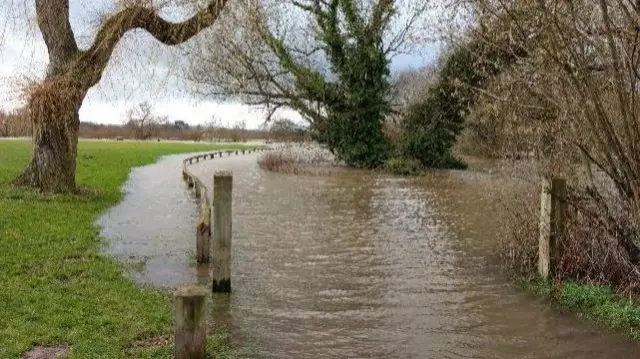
[174,145,272,358]
[181,147,268,265]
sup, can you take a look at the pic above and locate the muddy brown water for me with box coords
[98,152,640,358]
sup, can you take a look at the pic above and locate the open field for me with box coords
[0,140,243,359]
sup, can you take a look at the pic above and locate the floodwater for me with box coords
[98,152,640,358]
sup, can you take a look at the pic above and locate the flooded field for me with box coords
[98,152,640,358]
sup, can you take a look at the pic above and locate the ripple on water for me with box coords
[99,152,640,358]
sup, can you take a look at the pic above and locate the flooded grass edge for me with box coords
[514,277,640,341]
[0,140,247,358]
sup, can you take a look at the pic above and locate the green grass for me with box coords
[0,140,245,359]
[519,278,640,340]
[129,334,232,359]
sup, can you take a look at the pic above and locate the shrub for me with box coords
[258,151,297,173]
[498,188,540,278]
[257,144,338,175]
[499,184,640,296]
[384,156,422,176]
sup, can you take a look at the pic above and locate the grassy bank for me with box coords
[0,140,242,359]
[519,278,640,340]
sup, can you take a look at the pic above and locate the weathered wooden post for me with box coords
[194,181,201,198]
[538,177,567,279]
[196,205,211,264]
[212,171,232,293]
[174,286,206,359]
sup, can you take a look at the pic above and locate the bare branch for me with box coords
[77,0,229,86]
[35,0,79,75]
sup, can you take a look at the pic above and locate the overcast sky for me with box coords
[0,1,439,129]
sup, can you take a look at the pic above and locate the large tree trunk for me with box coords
[16,0,229,193]
[12,77,85,193]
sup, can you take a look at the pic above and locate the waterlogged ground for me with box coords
[97,152,202,285]
[99,152,640,358]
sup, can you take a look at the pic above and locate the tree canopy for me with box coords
[189,0,432,167]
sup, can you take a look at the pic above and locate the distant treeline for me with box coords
[0,109,307,143]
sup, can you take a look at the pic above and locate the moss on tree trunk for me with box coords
[12,77,84,193]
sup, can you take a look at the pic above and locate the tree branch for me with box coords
[35,0,79,75]
[77,0,229,86]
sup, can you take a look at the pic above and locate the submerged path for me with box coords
[99,151,640,358]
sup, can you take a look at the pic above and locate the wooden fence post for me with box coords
[196,205,211,264]
[194,181,201,198]
[538,177,567,279]
[174,286,206,359]
[212,171,232,293]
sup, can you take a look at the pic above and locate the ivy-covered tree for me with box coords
[190,0,430,168]
[400,37,523,168]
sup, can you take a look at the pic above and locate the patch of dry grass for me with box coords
[258,143,340,175]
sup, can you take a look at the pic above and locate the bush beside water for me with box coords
[499,179,640,340]
[384,157,422,176]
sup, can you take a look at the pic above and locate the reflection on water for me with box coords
[97,153,201,285]
[99,153,640,358]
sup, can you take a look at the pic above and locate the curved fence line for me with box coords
[182,147,267,202]
[169,146,272,358]
[180,146,270,265]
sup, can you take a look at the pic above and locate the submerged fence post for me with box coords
[538,177,567,279]
[212,171,232,293]
[174,285,206,359]
[196,205,211,264]
[194,181,201,198]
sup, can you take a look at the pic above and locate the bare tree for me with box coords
[391,65,438,110]
[445,0,640,273]
[0,108,30,137]
[204,115,222,141]
[231,119,247,142]
[0,111,9,137]
[124,101,166,140]
[11,0,229,193]
[269,118,305,142]
[461,0,640,214]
